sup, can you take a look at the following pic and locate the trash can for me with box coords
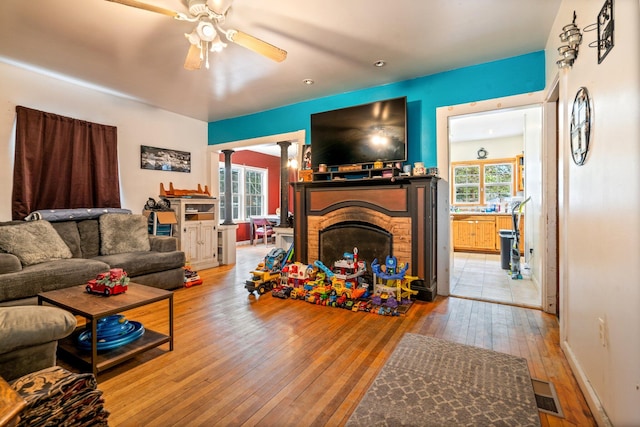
[498,230,516,270]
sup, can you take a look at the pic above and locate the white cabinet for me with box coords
[170,198,219,270]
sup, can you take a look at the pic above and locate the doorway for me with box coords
[206,130,305,244]
[448,106,541,308]
[436,92,556,311]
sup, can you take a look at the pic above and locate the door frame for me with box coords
[436,91,558,314]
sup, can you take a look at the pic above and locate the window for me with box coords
[219,166,268,221]
[452,159,514,206]
[484,163,513,202]
[453,165,480,203]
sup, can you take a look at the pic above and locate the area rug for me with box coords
[346,334,540,426]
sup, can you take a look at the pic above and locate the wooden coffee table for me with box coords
[38,283,173,377]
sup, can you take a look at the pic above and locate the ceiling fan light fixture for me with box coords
[188,0,208,16]
[210,33,227,52]
[206,0,233,16]
[185,30,200,45]
[196,21,216,42]
[107,0,287,67]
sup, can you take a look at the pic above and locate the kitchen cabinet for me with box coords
[170,198,219,270]
[452,215,496,251]
[452,213,523,254]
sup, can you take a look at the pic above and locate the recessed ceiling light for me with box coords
[373,60,386,67]
[302,78,315,85]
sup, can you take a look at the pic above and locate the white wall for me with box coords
[544,1,640,425]
[0,61,208,222]
[450,135,523,162]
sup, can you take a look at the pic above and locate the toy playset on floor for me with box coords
[184,265,203,287]
[246,245,426,316]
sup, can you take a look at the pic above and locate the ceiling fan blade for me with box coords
[184,44,202,70]
[227,30,287,62]
[105,0,183,19]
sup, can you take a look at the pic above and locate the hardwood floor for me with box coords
[91,244,595,426]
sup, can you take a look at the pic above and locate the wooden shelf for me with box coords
[312,167,401,182]
[58,328,171,374]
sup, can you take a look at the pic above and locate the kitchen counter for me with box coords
[450,212,513,216]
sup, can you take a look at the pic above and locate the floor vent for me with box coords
[532,378,564,418]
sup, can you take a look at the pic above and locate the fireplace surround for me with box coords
[292,176,437,300]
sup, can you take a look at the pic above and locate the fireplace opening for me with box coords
[319,221,392,270]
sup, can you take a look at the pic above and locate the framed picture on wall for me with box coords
[302,145,312,170]
[140,145,191,173]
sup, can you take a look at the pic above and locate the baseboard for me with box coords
[561,340,612,427]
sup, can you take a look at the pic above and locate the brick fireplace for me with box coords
[292,176,438,298]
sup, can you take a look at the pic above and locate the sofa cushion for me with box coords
[51,221,82,258]
[0,258,111,303]
[99,214,150,255]
[0,253,22,274]
[0,221,72,266]
[78,220,100,258]
[0,306,76,354]
[94,250,185,278]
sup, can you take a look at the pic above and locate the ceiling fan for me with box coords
[105,0,287,70]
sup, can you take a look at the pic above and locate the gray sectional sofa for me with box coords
[0,213,185,305]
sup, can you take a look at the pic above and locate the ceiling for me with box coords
[449,106,541,143]
[0,0,560,125]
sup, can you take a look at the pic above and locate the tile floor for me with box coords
[450,252,541,308]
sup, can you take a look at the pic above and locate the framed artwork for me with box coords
[140,145,191,173]
[302,145,312,170]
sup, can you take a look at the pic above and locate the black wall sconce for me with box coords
[585,0,614,64]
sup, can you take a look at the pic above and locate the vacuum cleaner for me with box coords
[510,197,531,279]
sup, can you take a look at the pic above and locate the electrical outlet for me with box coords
[598,317,607,347]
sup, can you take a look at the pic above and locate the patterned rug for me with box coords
[347,334,540,426]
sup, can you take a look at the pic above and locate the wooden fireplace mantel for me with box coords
[292,175,438,300]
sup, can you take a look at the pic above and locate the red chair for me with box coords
[253,218,275,245]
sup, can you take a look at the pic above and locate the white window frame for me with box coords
[219,165,268,222]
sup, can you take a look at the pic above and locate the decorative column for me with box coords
[221,149,234,225]
[277,141,291,227]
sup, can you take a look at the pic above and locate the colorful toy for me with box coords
[245,269,281,295]
[271,286,293,299]
[280,262,314,288]
[86,268,129,296]
[245,247,287,294]
[183,266,203,287]
[76,314,144,351]
[371,256,411,300]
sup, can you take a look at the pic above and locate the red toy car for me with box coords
[86,268,129,296]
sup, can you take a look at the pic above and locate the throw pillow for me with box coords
[0,221,72,266]
[78,220,100,258]
[99,214,150,255]
[51,221,82,258]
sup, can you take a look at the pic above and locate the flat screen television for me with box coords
[310,97,407,169]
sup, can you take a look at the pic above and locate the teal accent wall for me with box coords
[208,51,545,167]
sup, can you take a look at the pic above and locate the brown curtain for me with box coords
[12,106,121,220]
